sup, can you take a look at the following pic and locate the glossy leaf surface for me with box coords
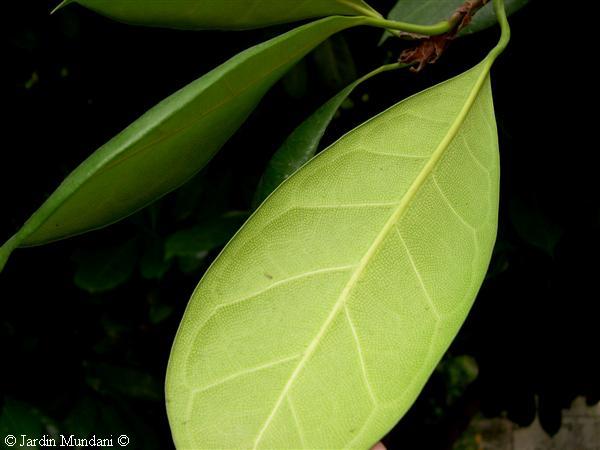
[254,63,402,206]
[0,16,367,272]
[167,56,501,448]
[55,0,381,30]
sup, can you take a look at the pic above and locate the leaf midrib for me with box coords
[252,60,491,449]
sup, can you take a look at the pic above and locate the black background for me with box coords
[1,0,597,449]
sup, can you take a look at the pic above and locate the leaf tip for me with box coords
[50,0,73,15]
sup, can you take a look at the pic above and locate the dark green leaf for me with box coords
[509,197,562,256]
[463,0,528,34]
[165,212,248,260]
[381,0,527,42]
[437,355,478,404]
[85,362,162,401]
[64,398,99,438]
[139,238,170,280]
[486,240,513,279]
[0,399,47,448]
[313,35,357,92]
[73,240,139,293]
[172,171,208,222]
[281,59,310,100]
[177,255,208,275]
[149,303,174,324]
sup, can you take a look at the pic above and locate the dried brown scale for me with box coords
[399,0,490,72]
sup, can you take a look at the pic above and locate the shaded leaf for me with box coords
[281,59,310,100]
[73,239,139,293]
[381,0,526,42]
[85,362,162,401]
[172,171,208,222]
[0,16,371,272]
[54,0,382,30]
[63,397,161,450]
[254,63,403,206]
[463,0,528,34]
[177,255,209,275]
[485,239,514,279]
[167,23,508,448]
[139,238,170,280]
[313,35,357,92]
[509,197,562,257]
[64,397,99,438]
[165,212,248,260]
[0,399,48,448]
[437,355,478,404]
[149,303,174,325]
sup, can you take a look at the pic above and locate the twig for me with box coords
[399,0,490,72]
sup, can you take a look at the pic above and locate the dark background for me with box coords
[1,0,597,449]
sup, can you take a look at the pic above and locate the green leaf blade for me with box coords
[167,59,500,448]
[254,80,357,207]
[0,16,366,272]
[57,0,381,30]
[254,63,402,206]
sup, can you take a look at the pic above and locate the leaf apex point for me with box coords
[50,0,72,15]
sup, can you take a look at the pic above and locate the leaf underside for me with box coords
[167,60,500,449]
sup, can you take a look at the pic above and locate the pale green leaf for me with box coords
[167,56,502,449]
[0,16,369,272]
[54,0,382,30]
[254,63,403,206]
